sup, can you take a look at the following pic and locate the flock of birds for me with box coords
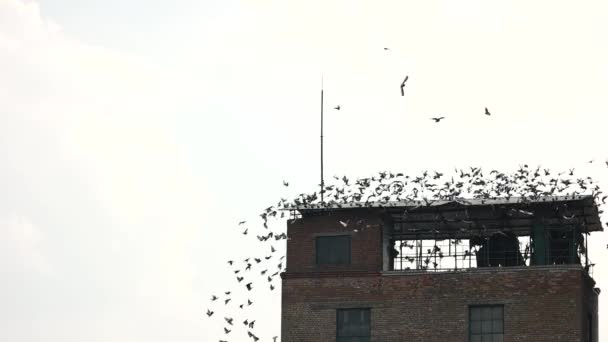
[206,160,608,341]
[205,48,608,341]
[333,49,492,123]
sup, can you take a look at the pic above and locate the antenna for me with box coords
[320,76,324,203]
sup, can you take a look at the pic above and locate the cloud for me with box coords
[0,214,52,275]
[0,1,210,341]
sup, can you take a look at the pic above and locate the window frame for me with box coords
[336,308,371,342]
[469,304,504,342]
[315,234,352,265]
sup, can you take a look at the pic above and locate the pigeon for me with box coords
[431,117,445,123]
[248,331,260,341]
[400,76,409,96]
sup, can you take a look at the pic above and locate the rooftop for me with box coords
[288,195,602,238]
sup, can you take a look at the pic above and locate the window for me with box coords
[316,235,351,265]
[470,305,503,342]
[337,308,370,342]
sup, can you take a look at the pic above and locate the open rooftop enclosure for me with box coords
[288,195,602,273]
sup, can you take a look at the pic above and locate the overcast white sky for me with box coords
[1,0,608,341]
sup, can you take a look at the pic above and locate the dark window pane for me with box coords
[317,236,351,265]
[470,306,503,342]
[471,308,481,321]
[492,320,503,333]
[337,309,370,339]
[492,307,503,320]
[482,321,493,334]
[481,307,493,320]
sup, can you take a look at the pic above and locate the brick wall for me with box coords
[286,210,384,273]
[282,266,595,342]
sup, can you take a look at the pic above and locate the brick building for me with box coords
[281,196,601,342]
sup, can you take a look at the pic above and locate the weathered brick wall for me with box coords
[282,267,594,342]
[286,210,384,273]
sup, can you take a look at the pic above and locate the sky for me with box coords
[1,0,608,341]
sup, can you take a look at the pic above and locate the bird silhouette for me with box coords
[238,221,246,225]
[206,309,214,317]
[283,180,289,187]
[485,107,490,115]
[400,76,409,96]
[334,105,340,110]
[223,327,231,334]
[431,117,445,123]
[224,317,234,325]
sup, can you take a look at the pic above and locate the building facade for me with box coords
[281,196,601,342]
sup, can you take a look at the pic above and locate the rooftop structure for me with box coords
[281,195,601,341]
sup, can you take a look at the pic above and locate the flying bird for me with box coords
[400,76,409,96]
[334,105,340,110]
[283,180,289,186]
[206,309,214,317]
[238,221,246,225]
[224,327,231,334]
[246,282,253,291]
[431,117,445,123]
[384,47,390,50]
[485,107,490,116]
